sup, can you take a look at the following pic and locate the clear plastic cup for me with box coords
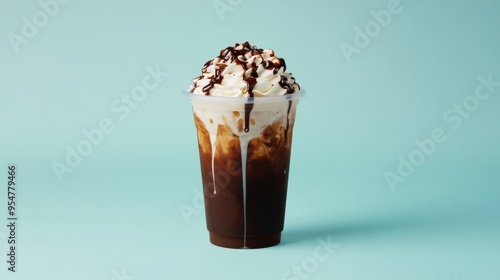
[183,89,305,248]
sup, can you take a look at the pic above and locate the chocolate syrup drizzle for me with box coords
[284,100,292,147]
[191,42,300,134]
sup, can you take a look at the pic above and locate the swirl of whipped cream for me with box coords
[190,42,300,97]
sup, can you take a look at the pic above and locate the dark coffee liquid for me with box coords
[194,115,294,248]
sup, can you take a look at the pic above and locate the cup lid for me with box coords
[181,89,306,104]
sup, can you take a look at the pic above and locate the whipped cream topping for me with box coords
[190,42,300,97]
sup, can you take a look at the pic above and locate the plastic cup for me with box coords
[183,89,305,248]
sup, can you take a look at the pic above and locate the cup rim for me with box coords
[181,89,306,104]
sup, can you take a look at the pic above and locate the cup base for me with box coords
[209,232,281,249]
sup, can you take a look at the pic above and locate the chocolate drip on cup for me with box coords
[243,76,257,132]
[284,100,292,147]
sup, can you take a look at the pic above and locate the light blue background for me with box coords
[1,0,499,279]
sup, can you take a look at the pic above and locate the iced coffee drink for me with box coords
[184,42,304,248]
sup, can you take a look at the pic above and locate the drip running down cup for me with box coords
[183,42,305,248]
